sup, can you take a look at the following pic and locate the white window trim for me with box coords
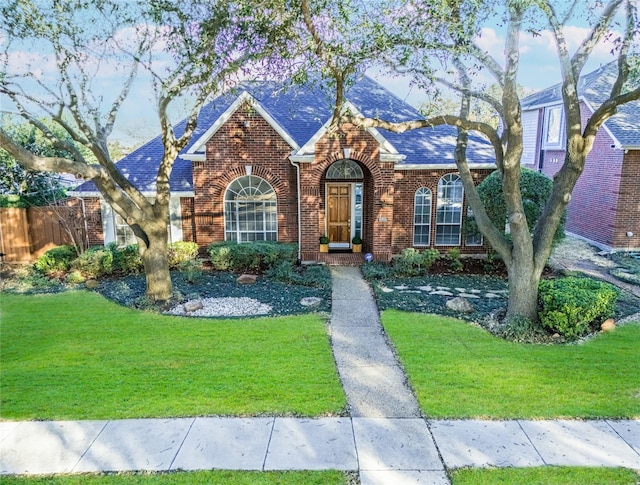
[224,175,278,243]
[542,105,565,150]
[435,174,463,246]
[465,206,484,247]
[100,198,183,246]
[413,187,432,246]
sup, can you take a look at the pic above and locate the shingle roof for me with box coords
[521,61,640,148]
[73,76,496,193]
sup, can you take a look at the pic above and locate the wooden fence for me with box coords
[0,204,87,262]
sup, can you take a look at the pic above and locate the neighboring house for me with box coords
[521,62,640,252]
[70,76,497,262]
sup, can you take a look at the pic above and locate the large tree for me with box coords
[0,0,292,300]
[300,0,639,323]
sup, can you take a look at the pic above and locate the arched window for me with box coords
[413,187,432,246]
[224,175,277,242]
[436,174,463,245]
[326,159,364,179]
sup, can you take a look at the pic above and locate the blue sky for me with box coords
[1,14,624,147]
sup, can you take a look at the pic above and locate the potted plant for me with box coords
[352,235,362,253]
[319,235,329,253]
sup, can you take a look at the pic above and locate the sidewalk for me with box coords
[1,267,639,483]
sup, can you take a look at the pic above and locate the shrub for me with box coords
[476,167,566,246]
[207,241,297,272]
[538,277,619,339]
[393,248,440,276]
[446,248,463,272]
[297,264,332,287]
[107,243,143,274]
[70,246,114,278]
[422,248,440,268]
[64,270,86,284]
[34,245,77,276]
[361,261,392,280]
[265,262,332,288]
[168,241,199,269]
[179,258,203,283]
[393,248,422,276]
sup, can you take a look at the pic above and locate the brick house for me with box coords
[520,62,640,252]
[71,76,496,262]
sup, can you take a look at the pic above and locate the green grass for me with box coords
[0,292,345,420]
[0,471,350,484]
[450,467,640,485]
[382,310,640,419]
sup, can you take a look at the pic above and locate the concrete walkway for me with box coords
[1,267,639,483]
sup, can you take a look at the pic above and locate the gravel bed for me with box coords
[165,297,272,317]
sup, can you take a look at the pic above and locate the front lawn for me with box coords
[0,471,350,485]
[451,467,640,485]
[0,292,345,420]
[382,310,640,419]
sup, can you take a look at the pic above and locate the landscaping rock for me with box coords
[458,293,480,299]
[484,293,501,298]
[416,286,433,292]
[236,274,258,284]
[184,300,204,312]
[430,290,454,296]
[300,296,323,307]
[394,285,409,290]
[85,280,99,289]
[601,318,616,332]
[446,296,475,313]
[379,286,394,293]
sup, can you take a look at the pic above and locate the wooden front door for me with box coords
[327,184,351,245]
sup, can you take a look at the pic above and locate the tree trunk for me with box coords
[140,223,172,302]
[505,255,542,323]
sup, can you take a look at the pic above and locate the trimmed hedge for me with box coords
[108,243,143,274]
[208,241,298,272]
[34,245,78,276]
[538,277,619,339]
[70,246,114,278]
[168,241,199,269]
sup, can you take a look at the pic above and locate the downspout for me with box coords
[289,157,302,262]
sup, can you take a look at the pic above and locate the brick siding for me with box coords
[612,150,640,250]
[392,169,492,255]
[539,101,627,250]
[192,102,298,248]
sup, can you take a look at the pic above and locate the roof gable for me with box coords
[521,61,640,148]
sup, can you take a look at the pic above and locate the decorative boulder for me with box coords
[601,318,616,332]
[184,300,204,312]
[85,279,99,289]
[236,274,258,284]
[445,296,475,313]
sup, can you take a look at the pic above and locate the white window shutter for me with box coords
[100,200,115,245]
[169,198,183,243]
[521,110,539,166]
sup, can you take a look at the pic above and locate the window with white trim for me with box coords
[465,206,483,246]
[114,213,137,247]
[326,159,364,179]
[413,187,432,246]
[224,175,277,242]
[435,174,463,246]
[543,105,564,149]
